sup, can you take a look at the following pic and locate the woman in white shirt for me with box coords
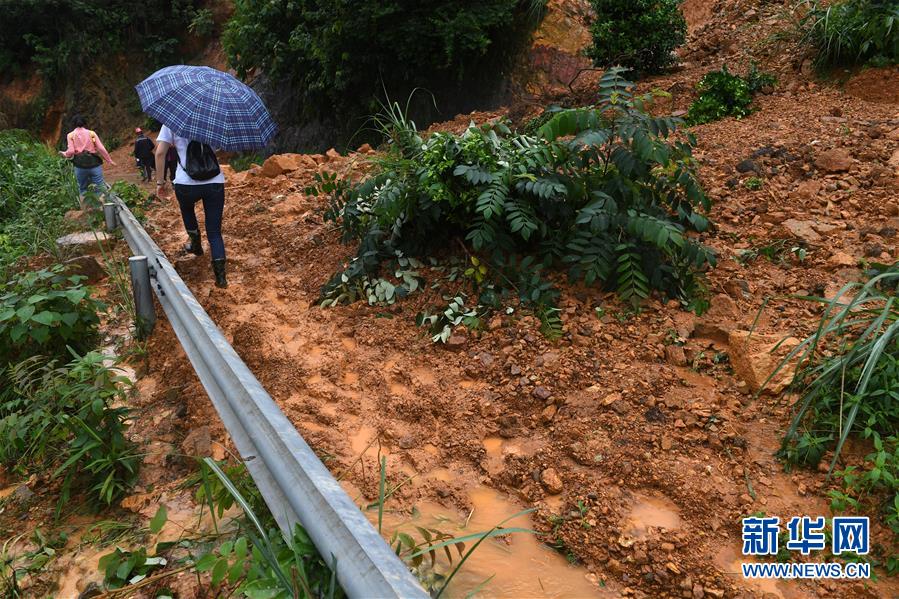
[153,125,228,288]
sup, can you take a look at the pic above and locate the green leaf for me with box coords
[211,557,229,585]
[149,504,168,534]
[31,310,57,325]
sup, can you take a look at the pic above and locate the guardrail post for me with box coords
[103,202,118,232]
[129,256,156,339]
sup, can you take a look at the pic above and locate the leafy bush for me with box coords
[1,1,206,78]
[315,69,715,323]
[0,130,80,271]
[587,0,686,75]
[223,0,546,129]
[0,266,103,370]
[802,0,899,68]
[0,352,138,509]
[686,67,755,125]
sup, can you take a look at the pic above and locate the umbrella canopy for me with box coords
[136,65,276,151]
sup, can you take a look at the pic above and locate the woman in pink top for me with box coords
[60,115,116,200]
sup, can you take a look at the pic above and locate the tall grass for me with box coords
[767,267,899,470]
[801,0,899,68]
[0,129,81,273]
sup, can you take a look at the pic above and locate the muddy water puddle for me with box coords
[624,493,682,539]
[372,486,615,598]
[714,545,811,599]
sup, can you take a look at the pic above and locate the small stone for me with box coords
[735,159,759,174]
[814,148,852,173]
[827,251,856,268]
[541,404,558,423]
[64,255,107,284]
[445,335,467,350]
[181,426,212,457]
[665,345,688,366]
[541,468,564,494]
[666,562,681,574]
[11,485,36,505]
[532,386,552,401]
[602,392,622,406]
[356,143,374,154]
[692,584,705,599]
[325,148,342,161]
[660,436,673,450]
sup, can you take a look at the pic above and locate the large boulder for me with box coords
[260,154,303,177]
[728,330,800,394]
[56,231,111,250]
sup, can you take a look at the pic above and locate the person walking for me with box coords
[133,127,156,182]
[60,115,116,204]
[154,124,228,288]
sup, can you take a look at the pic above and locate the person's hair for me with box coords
[71,114,87,128]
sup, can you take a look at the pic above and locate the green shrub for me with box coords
[0,352,138,509]
[802,0,899,68]
[223,0,546,130]
[0,266,104,370]
[587,0,686,75]
[314,69,715,320]
[0,130,80,270]
[229,153,264,172]
[1,1,204,79]
[686,67,754,125]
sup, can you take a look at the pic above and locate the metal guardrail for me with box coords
[105,198,428,599]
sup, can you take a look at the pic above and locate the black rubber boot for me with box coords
[183,229,203,256]
[212,258,228,288]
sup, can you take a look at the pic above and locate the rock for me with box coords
[735,159,759,174]
[77,582,103,599]
[260,154,302,178]
[398,435,416,449]
[56,231,111,250]
[692,584,705,599]
[814,149,852,173]
[180,426,212,457]
[325,148,342,161]
[356,143,374,154]
[665,345,688,366]
[827,251,856,268]
[445,335,467,350]
[63,255,106,284]
[541,404,558,423]
[11,484,36,506]
[795,180,821,199]
[728,330,800,394]
[533,386,552,401]
[724,279,750,299]
[602,391,622,406]
[540,467,564,494]
[694,294,740,343]
[889,148,899,173]
[780,219,822,244]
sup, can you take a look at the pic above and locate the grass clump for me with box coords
[587,0,686,75]
[801,0,899,69]
[0,129,80,273]
[769,266,899,554]
[0,352,138,512]
[313,68,715,331]
[687,65,776,125]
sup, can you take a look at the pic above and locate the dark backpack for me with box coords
[181,141,221,181]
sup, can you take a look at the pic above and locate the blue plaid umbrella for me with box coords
[135,65,276,151]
